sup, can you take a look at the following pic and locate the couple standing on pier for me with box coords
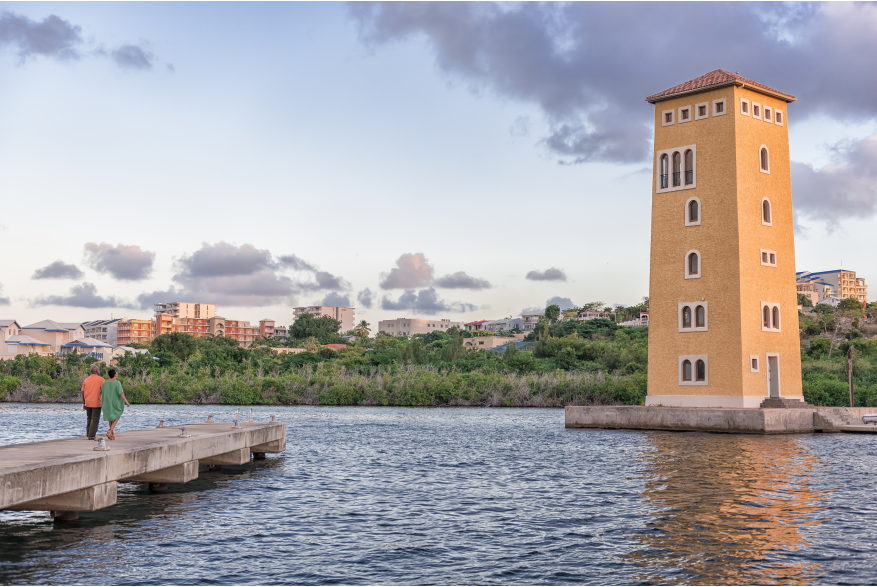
[81,364,131,440]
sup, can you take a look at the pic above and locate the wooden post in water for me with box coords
[848,346,855,408]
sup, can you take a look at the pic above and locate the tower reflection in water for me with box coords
[629,432,828,585]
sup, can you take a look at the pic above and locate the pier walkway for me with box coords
[0,419,286,519]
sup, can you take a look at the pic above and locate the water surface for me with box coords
[1,403,875,585]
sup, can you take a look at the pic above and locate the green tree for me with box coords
[354,320,372,339]
[555,346,579,370]
[545,304,561,322]
[837,298,864,313]
[151,332,198,361]
[797,293,813,308]
[402,337,427,364]
[441,333,464,362]
[503,340,518,360]
[288,313,343,343]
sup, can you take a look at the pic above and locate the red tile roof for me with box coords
[464,320,488,325]
[646,69,795,103]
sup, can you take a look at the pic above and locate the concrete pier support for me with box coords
[7,481,117,513]
[125,461,199,484]
[200,448,250,466]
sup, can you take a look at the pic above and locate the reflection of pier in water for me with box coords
[628,433,829,585]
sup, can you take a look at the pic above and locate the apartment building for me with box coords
[117,318,156,346]
[483,318,522,332]
[153,302,216,319]
[59,338,113,362]
[83,319,121,346]
[293,306,355,333]
[521,312,544,332]
[377,318,463,336]
[259,319,275,338]
[18,320,85,354]
[570,310,617,322]
[273,325,289,341]
[797,270,867,305]
[464,320,488,332]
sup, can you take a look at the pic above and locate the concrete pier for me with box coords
[565,406,877,434]
[0,421,286,518]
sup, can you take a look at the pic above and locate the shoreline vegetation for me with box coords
[2,301,877,408]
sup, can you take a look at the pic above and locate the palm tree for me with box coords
[354,320,371,339]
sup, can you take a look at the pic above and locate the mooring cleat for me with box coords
[93,438,111,451]
[177,427,191,438]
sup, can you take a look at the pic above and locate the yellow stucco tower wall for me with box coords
[645,71,803,408]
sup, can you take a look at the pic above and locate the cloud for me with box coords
[0,11,82,62]
[519,306,543,316]
[434,271,492,290]
[546,296,576,310]
[32,260,84,280]
[0,11,160,72]
[136,242,334,308]
[31,282,135,309]
[278,254,318,272]
[357,288,375,309]
[316,291,351,307]
[84,242,155,281]
[351,2,877,165]
[380,287,477,315]
[526,268,567,282]
[110,43,154,70]
[792,134,877,230]
[380,252,435,289]
[0,284,9,306]
[296,271,352,292]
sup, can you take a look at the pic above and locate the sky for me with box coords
[2,2,877,328]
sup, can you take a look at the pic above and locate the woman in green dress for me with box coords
[101,368,130,440]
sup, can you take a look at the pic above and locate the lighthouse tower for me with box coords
[644,70,803,408]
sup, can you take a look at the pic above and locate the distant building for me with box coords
[463,334,526,350]
[618,312,649,328]
[797,270,867,305]
[0,320,22,341]
[565,310,616,322]
[0,335,54,359]
[293,306,355,333]
[273,325,289,341]
[153,302,216,319]
[520,312,544,332]
[464,320,488,332]
[378,318,463,336]
[82,319,121,346]
[117,318,156,346]
[60,338,113,363]
[483,318,522,332]
[19,320,85,354]
[259,319,275,338]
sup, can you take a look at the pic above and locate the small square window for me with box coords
[694,102,709,120]
[740,98,750,116]
[678,106,692,123]
[713,98,727,116]
[662,109,675,127]
[760,249,777,267]
[752,102,761,119]
[750,355,760,373]
[764,106,772,122]
[775,110,784,126]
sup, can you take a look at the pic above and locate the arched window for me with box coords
[684,149,694,185]
[696,306,705,328]
[772,306,780,330]
[682,306,692,328]
[763,306,770,328]
[660,154,668,189]
[760,146,770,173]
[688,252,699,276]
[689,199,699,222]
[695,360,706,381]
[672,152,681,186]
[762,199,772,225]
[682,360,692,382]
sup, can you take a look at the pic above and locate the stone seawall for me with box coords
[565,406,816,434]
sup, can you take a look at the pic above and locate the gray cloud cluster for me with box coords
[434,271,492,290]
[546,296,576,310]
[526,268,567,282]
[380,252,491,291]
[380,252,435,289]
[317,292,352,307]
[136,243,349,309]
[380,287,477,314]
[32,260,84,280]
[31,282,135,309]
[84,242,155,281]
[0,284,10,306]
[352,3,877,223]
[357,288,375,309]
[0,10,157,70]
[278,254,318,272]
[792,134,877,230]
